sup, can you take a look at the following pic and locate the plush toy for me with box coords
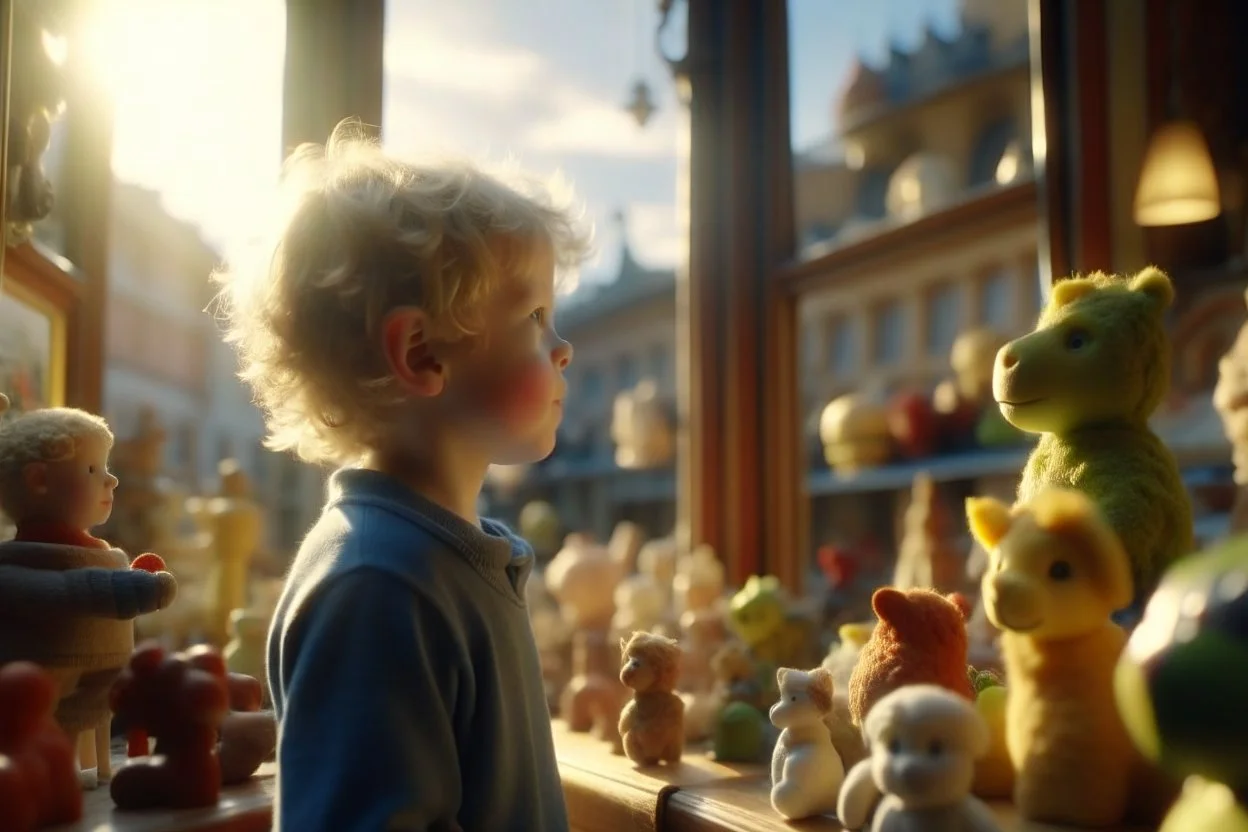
[968,488,1173,827]
[847,587,974,727]
[617,632,684,766]
[562,630,627,748]
[678,607,728,694]
[0,409,178,788]
[993,267,1192,612]
[968,669,1013,800]
[838,685,1002,832]
[727,575,817,670]
[0,662,82,831]
[768,667,844,820]
[108,642,230,810]
[1115,537,1248,832]
[710,640,767,713]
[673,542,724,616]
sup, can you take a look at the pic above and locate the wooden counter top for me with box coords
[663,776,1154,832]
[551,721,765,832]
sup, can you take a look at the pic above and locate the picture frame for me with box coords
[0,269,67,412]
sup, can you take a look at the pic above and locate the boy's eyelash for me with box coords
[530,308,547,325]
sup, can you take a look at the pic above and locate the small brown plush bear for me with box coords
[848,587,974,727]
[617,631,684,766]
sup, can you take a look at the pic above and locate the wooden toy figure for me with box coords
[205,459,263,646]
[993,267,1192,614]
[617,631,684,766]
[1115,537,1248,832]
[967,489,1171,827]
[0,661,83,831]
[838,685,1002,832]
[108,642,231,810]
[0,408,178,788]
[768,667,844,821]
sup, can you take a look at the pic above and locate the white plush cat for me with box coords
[769,666,845,820]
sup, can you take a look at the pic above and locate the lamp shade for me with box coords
[1134,120,1222,227]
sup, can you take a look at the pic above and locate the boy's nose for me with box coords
[553,338,573,369]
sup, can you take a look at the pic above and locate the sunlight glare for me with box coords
[79,0,286,253]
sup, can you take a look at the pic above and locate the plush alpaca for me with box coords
[967,488,1168,827]
[838,685,1002,832]
[617,632,684,766]
[848,587,974,727]
[993,267,1192,612]
[0,662,83,831]
[768,667,844,820]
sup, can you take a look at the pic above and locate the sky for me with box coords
[96,0,963,284]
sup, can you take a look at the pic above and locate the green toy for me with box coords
[1114,538,1248,832]
[727,575,817,669]
[710,701,770,763]
[993,267,1193,609]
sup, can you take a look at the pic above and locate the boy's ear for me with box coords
[22,461,49,495]
[382,307,444,397]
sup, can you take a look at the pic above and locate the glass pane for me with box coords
[795,0,1041,597]
[926,282,962,356]
[790,0,1032,258]
[383,0,684,543]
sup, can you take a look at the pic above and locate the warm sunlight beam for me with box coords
[77,0,287,252]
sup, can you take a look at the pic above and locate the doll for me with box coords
[768,667,844,821]
[0,408,177,788]
[617,631,684,766]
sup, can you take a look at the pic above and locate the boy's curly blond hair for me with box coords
[213,119,591,467]
[0,408,113,515]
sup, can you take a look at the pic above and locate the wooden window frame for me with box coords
[674,0,1109,592]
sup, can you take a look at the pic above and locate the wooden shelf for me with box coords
[663,775,1153,832]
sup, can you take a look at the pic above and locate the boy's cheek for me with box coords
[486,358,555,427]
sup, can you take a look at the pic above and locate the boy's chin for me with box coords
[492,434,558,467]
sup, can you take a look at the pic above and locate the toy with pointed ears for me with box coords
[992,266,1193,612]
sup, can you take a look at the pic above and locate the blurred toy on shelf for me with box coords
[892,472,964,594]
[727,575,819,671]
[204,460,263,647]
[1115,536,1248,832]
[0,661,83,831]
[518,500,562,561]
[108,642,230,810]
[819,392,894,475]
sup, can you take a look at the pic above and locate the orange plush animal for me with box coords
[618,632,684,766]
[848,587,974,727]
[0,662,82,832]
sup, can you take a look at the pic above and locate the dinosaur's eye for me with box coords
[1049,560,1073,581]
[1065,327,1091,351]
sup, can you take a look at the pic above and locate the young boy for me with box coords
[215,121,589,831]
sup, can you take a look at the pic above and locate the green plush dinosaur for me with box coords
[992,266,1193,610]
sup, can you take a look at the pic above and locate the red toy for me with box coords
[0,662,82,832]
[129,552,167,573]
[108,642,230,810]
[218,672,276,785]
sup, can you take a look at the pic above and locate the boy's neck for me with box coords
[360,442,488,527]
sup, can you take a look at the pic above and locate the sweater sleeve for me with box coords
[0,565,177,619]
[274,568,466,832]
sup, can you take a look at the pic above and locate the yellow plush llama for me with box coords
[966,488,1142,827]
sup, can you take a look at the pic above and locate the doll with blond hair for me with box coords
[0,405,177,789]
[215,118,590,832]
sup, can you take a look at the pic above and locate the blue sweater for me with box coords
[267,468,568,832]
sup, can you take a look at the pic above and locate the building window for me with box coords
[872,300,907,365]
[926,283,962,357]
[980,270,1014,332]
[617,354,639,391]
[648,344,670,386]
[829,317,858,378]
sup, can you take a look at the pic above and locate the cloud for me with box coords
[520,87,680,159]
[383,26,545,101]
[627,202,685,268]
